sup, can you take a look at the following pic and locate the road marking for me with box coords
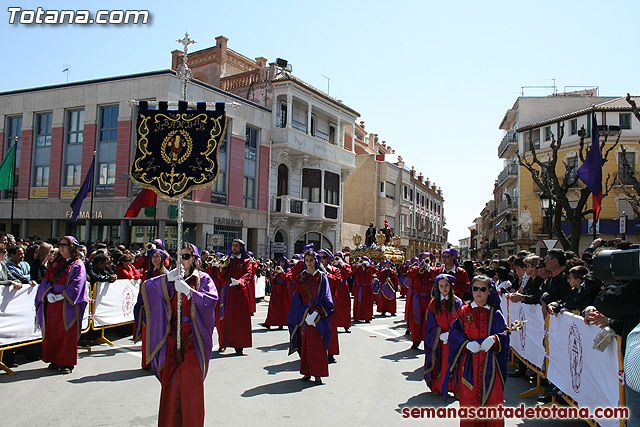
[356,323,406,339]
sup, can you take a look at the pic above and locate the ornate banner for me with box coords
[131,101,227,200]
[508,300,546,370]
[93,279,140,327]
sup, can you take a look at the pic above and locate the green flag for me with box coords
[0,144,16,191]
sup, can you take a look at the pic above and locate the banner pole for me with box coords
[174,31,196,354]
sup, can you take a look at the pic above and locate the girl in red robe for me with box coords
[424,273,462,395]
[377,260,399,316]
[141,243,218,427]
[444,275,509,427]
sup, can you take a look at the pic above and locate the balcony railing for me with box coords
[496,198,517,216]
[272,195,307,215]
[497,163,518,186]
[498,131,518,157]
[220,69,269,91]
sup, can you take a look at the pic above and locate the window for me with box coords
[35,166,49,187]
[618,152,636,185]
[100,105,118,142]
[64,110,84,188]
[379,182,384,193]
[545,126,552,142]
[527,129,540,150]
[324,172,340,205]
[211,121,230,204]
[98,162,116,185]
[566,156,578,184]
[245,126,258,160]
[67,110,84,144]
[310,114,316,137]
[243,177,255,209]
[302,168,321,203]
[66,164,82,186]
[36,113,52,146]
[620,113,632,130]
[329,124,337,145]
[421,194,425,207]
[403,185,408,199]
[4,116,22,197]
[279,103,287,128]
[384,182,394,199]
[570,119,578,135]
[409,188,413,202]
[243,125,258,208]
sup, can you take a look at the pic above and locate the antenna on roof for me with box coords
[322,72,330,95]
[62,65,70,83]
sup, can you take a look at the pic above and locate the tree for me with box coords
[517,118,620,253]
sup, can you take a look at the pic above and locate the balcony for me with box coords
[271,195,308,215]
[498,131,518,158]
[307,202,340,222]
[496,198,517,217]
[497,229,516,245]
[271,127,356,169]
[497,163,518,187]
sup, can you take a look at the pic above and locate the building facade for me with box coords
[516,96,640,253]
[175,36,361,258]
[0,70,272,254]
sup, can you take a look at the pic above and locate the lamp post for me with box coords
[540,194,554,239]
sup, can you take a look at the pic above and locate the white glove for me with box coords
[167,267,182,281]
[466,341,481,353]
[174,279,192,299]
[231,278,240,287]
[439,332,449,344]
[47,293,64,303]
[363,261,370,268]
[480,336,496,352]
[305,311,319,326]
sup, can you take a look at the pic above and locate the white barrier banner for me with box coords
[547,312,620,427]
[255,275,266,299]
[508,301,546,370]
[0,285,41,346]
[499,294,509,324]
[93,279,140,327]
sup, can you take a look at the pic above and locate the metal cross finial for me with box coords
[176,31,196,101]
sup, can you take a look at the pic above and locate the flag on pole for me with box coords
[124,188,157,218]
[0,144,16,191]
[576,112,602,222]
[70,158,95,222]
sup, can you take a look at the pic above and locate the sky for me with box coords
[3,0,640,244]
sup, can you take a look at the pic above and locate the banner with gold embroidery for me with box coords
[131,101,227,200]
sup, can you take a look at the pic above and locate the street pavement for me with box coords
[1,297,591,426]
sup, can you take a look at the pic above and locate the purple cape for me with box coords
[423,296,462,387]
[35,258,88,339]
[140,271,218,381]
[287,272,334,356]
[442,305,509,404]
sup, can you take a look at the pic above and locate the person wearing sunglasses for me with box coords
[35,236,88,374]
[442,275,509,424]
[139,242,218,427]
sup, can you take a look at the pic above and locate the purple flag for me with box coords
[70,158,94,222]
[576,113,602,221]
